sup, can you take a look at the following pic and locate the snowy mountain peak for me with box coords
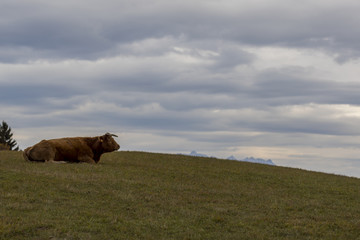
[227,155,237,160]
[187,151,275,166]
[189,151,209,158]
[232,156,275,166]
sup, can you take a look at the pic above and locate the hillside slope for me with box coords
[1,151,360,239]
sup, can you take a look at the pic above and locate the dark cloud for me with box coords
[1,0,360,62]
[0,84,81,106]
[211,46,255,69]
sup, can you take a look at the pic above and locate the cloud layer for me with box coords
[1,0,360,177]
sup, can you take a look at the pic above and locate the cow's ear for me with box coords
[99,136,104,142]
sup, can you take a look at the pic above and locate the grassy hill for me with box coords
[1,150,360,239]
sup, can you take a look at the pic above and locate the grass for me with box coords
[1,150,360,239]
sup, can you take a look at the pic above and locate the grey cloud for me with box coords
[2,51,360,117]
[212,46,255,69]
[0,84,81,106]
[246,67,360,107]
[1,0,360,62]
[0,19,111,61]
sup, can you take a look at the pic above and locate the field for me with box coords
[1,150,360,239]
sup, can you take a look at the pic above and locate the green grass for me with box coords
[1,150,360,239]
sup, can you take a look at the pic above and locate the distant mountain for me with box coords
[227,155,237,161]
[227,156,275,166]
[189,151,210,158]
[186,151,217,158]
[185,151,275,166]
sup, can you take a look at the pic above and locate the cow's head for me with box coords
[99,133,120,152]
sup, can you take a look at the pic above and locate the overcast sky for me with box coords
[2,0,360,177]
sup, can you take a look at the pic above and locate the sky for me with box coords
[1,0,360,177]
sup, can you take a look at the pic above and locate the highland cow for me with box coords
[23,133,120,164]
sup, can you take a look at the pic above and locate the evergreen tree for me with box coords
[0,121,19,151]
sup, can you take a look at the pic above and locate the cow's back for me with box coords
[47,137,92,162]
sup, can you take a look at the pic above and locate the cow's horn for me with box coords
[105,132,118,137]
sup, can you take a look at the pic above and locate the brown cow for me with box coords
[23,133,120,164]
